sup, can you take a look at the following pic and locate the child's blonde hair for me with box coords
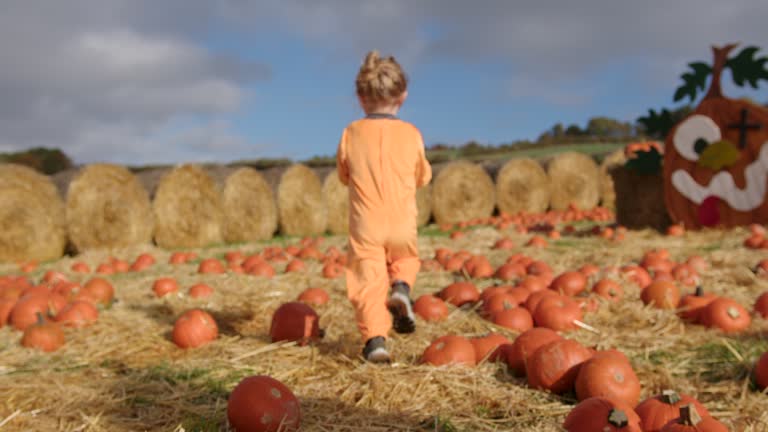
[356,50,408,107]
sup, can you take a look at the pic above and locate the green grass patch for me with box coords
[182,415,222,432]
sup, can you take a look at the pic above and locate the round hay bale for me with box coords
[598,149,627,210]
[496,158,550,215]
[416,184,432,227]
[546,152,600,210]
[0,164,66,263]
[431,161,496,226]
[65,163,154,252]
[222,167,278,243]
[153,164,224,249]
[277,164,327,237]
[322,169,349,235]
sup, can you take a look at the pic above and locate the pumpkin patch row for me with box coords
[0,272,115,352]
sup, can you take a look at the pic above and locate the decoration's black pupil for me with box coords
[694,138,708,154]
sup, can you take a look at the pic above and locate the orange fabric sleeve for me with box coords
[336,128,350,186]
[415,133,432,187]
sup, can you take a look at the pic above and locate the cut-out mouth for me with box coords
[671,142,768,212]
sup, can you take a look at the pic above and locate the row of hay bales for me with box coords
[0,150,625,263]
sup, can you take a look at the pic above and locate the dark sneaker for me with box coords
[362,336,391,363]
[387,280,416,334]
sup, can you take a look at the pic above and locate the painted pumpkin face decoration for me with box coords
[664,44,768,228]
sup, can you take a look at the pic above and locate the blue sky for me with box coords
[0,1,766,165]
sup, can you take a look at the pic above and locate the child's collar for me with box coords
[365,112,398,119]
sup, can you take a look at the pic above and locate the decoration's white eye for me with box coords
[673,115,721,161]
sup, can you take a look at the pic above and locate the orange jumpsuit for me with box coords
[336,115,432,342]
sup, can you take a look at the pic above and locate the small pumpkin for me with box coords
[71,262,90,273]
[297,287,329,306]
[493,237,515,250]
[621,265,652,289]
[189,283,214,299]
[563,397,642,432]
[249,261,277,278]
[527,338,593,394]
[524,289,559,315]
[421,335,476,367]
[153,278,179,298]
[81,277,115,306]
[482,292,521,317]
[494,263,526,281]
[699,297,751,333]
[533,295,582,332]
[685,255,708,273]
[517,275,548,293]
[635,390,710,432]
[754,351,768,391]
[505,286,532,304]
[754,291,768,318]
[413,295,449,322]
[169,252,188,265]
[284,259,305,273]
[172,309,219,349]
[677,286,718,323]
[20,312,65,352]
[575,354,641,406]
[592,279,623,302]
[641,280,681,309]
[227,375,301,432]
[198,258,225,274]
[0,299,14,327]
[321,262,343,279]
[54,301,99,328]
[437,281,480,307]
[658,404,727,432]
[470,332,511,364]
[269,302,322,346]
[491,307,534,333]
[550,271,588,296]
[671,264,699,287]
[10,294,49,331]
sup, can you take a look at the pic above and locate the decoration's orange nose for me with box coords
[697,140,740,170]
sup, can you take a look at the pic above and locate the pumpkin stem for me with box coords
[694,286,704,297]
[35,311,45,325]
[678,404,703,426]
[704,43,739,100]
[726,306,741,319]
[660,389,681,404]
[607,409,629,427]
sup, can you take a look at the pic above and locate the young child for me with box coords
[336,50,432,363]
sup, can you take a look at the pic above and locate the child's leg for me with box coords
[345,242,392,344]
[385,238,420,333]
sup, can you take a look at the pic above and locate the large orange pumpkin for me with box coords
[227,375,301,432]
[269,302,322,346]
[663,44,768,228]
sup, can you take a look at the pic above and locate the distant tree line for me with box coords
[0,147,73,174]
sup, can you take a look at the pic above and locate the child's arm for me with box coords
[336,129,350,186]
[415,133,432,187]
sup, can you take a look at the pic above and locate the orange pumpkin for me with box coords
[641,280,681,309]
[20,313,65,352]
[677,286,718,322]
[188,283,214,299]
[54,301,99,328]
[533,295,582,332]
[269,302,322,346]
[413,295,449,322]
[699,297,751,333]
[575,354,641,407]
[172,309,219,349]
[437,281,479,307]
[663,44,768,229]
[421,335,476,367]
[635,390,710,432]
[549,271,588,296]
[81,277,115,306]
[563,397,642,432]
[527,338,592,394]
[504,327,563,376]
[592,279,623,302]
[491,307,533,333]
[470,332,511,364]
[227,375,301,432]
[754,291,768,318]
[297,287,329,306]
[658,404,727,432]
[152,278,179,298]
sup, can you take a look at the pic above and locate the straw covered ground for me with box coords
[0,222,767,431]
